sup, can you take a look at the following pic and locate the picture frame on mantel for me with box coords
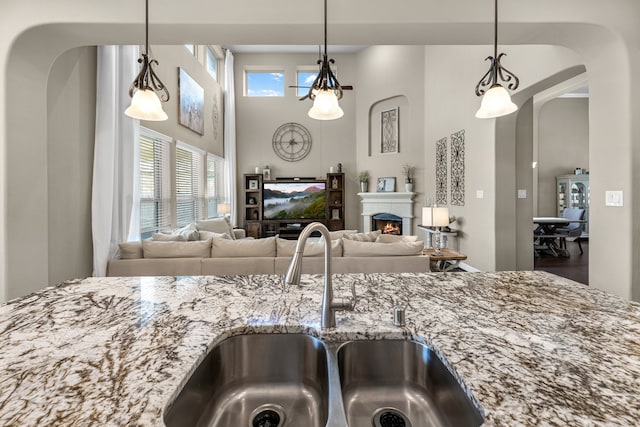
[377,177,396,192]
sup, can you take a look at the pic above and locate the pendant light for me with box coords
[125,0,170,121]
[475,0,519,119]
[305,0,344,120]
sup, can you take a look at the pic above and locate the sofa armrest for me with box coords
[232,228,247,239]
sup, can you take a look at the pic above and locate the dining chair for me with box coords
[556,208,586,254]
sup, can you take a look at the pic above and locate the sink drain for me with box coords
[250,404,286,427]
[372,407,412,427]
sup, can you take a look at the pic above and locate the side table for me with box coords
[422,248,467,272]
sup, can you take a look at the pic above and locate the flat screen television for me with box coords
[263,181,326,220]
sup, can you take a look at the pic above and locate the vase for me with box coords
[360,182,368,193]
[405,182,413,192]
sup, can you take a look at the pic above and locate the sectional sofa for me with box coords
[107,228,430,277]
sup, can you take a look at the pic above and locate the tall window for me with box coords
[245,70,285,96]
[139,129,171,239]
[206,154,225,218]
[175,143,205,227]
[206,47,218,81]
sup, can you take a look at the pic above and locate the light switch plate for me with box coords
[517,189,527,199]
[476,190,484,199]
[605,190,623,207]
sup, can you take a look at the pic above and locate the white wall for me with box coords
[46,47,96,287]
[537,98,589,216]
[233,52,358,230]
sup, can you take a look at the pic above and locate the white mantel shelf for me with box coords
[359,192,416,235]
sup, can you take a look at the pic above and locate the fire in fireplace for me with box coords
[372,213,403,235]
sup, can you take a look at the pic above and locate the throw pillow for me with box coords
[118,242,143,259]
[155,223,199,241]
[210,236,277,258]
[152,233,187,241]
[342,230,381,242]
[197,217,236,240]
[276,237,343,257]
[142,238,212,258]
[375,234,419,243]
[198,230,231,240]
[342,239,424,257]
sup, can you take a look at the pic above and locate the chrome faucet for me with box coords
[284,222,356,328]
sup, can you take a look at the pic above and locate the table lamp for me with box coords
[218,203,230,217]
[422,206,450,255]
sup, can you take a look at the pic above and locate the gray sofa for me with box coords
[107,234,430,277]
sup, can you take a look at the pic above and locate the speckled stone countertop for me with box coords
[1,271,639,426]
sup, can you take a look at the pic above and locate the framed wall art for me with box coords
[451,129,465,206]
[381,107,399,154]
[179,68,205,135]
[377,177,396,192]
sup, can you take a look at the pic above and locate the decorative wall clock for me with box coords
[272,122,312,162]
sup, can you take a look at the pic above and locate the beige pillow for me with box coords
[198,230,231,240]
[342,230,381,242]
[196,217,235,240]
[142,238,212,258]
[276,237,343,257]
[152,233,187,241]
[118,242,143,259]
[211,236,276,258]
[375,234,419,243]
[318,229,359,242]
[342,239,424,257]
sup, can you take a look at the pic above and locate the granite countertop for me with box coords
[1,271,639,426]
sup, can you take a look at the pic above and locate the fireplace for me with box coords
[372,213,402,235]
[359,191,416,235]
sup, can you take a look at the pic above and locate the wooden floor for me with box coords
[534,238,589,285]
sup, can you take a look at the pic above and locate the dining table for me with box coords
[533,216,571,257]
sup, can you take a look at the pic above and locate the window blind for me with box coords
[176,144,205,226]
[139,130,171,238]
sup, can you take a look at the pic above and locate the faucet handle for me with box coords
[349,280,357,310]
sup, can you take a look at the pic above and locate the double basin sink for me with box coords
[164,334,484,427]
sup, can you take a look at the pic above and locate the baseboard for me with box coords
[458,262,481,272]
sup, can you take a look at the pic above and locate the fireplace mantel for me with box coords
[358,192,416,235]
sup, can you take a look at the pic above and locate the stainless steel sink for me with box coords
[337,340,484,427]
[164,334,329,427]
[164,335,483,427]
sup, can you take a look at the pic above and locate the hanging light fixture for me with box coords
[305,0,344,120]
[475,0,519,119]
[125,0,170,121]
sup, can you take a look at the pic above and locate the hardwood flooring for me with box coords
[534,238,589,285]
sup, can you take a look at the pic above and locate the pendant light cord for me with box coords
[494,0,498,61]
[145,0,150,55]
[323,0,328,57]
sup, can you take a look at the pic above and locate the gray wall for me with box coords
[46,47,96,287]
[355,46,426,234]
[233,52,358,230]
[537,98,589,216]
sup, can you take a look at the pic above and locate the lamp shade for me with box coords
[218,203,230,215]
[125,89,169,121]
[422,207,450,227]
[308,89,344,120]
[475,84,518,119]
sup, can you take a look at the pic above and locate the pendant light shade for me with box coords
[308,89,344,120]
[125,88,168,121]
[475,84,517,119]
[475,0,519,119]
[125,0,169,121]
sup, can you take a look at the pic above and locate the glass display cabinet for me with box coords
[556,174,589,235]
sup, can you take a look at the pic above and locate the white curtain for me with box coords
[223,49,238,226]
[92,45,140,276]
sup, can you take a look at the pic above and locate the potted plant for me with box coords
[403,164,415,192]
[358,171,370,193]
